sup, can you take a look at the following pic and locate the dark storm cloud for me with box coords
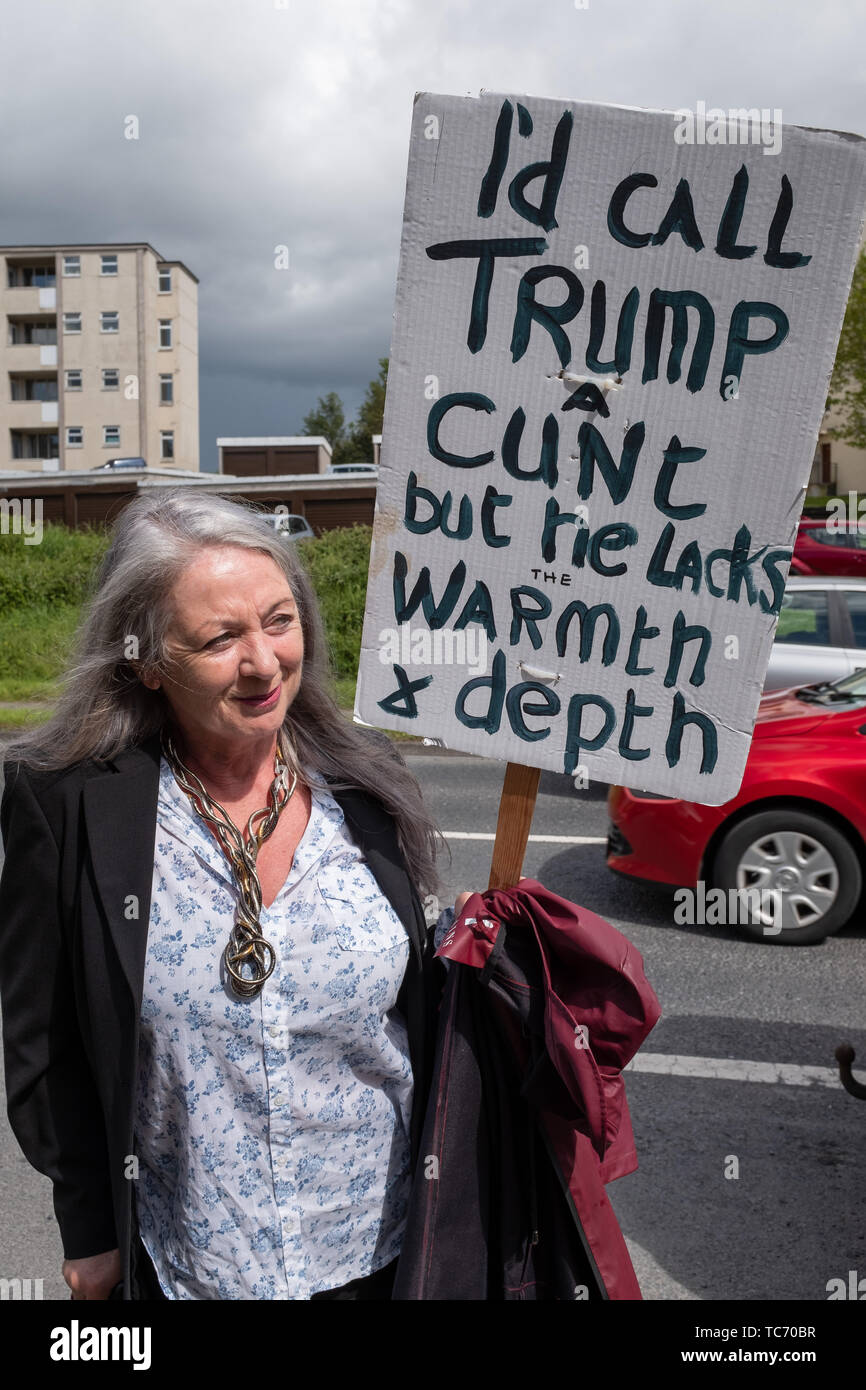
[1,0,861,468]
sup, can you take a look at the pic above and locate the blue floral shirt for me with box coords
[133,755,414,1300]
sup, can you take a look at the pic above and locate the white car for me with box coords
[764,575,866,690]
[261,513,314,541]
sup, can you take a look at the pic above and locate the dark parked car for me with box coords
[91,456,147,471]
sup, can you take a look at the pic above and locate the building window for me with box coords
[103,425,120,447]
[6,265,56,288]
[10,377,58,401]
[10,321,57,345]
[158,266,172,293]
[62,255,80,277]
[101,254,118,275]
[159,373,174,405]
[160,430,174,460]
[102,367,119,389]
[158,319,172,349]
[100,310,119,333]
[63,312,81,334]
[65,370,82,391]
[66,426,83,448]
[11,431,59,460]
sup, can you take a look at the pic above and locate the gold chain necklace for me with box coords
[160,725,299,999]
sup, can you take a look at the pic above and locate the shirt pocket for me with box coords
[317,877,407,954]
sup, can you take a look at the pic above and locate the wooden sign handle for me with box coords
[488,762,541,890]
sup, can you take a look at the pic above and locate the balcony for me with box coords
[6,261,55,287]
[4,344,58,371]
[10,373,58,401]
[8,401,58,429]
[10,429,60,471]
[3,286,56,313]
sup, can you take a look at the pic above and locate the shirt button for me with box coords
[267,1025,281,1038]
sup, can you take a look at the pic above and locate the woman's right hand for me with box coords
[63,1247,122,1300]
[454,877,529,916]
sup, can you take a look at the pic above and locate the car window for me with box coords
[775,590,831,645]
[809,527,852,547]
[289,517,307,534]
[836,525,866,548]
[843,591,866,648]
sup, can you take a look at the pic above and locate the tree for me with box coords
[302,391,347,455]
[346,357,388,461]
[299,360,388,466]
[827,248,866,449]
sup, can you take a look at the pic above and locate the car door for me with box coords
[848,524,866,575]
[764,587,852,690]
[800,524,861,576]
[836,586,866,676]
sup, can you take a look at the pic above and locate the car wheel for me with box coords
[712,809,862,944]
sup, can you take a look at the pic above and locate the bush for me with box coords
[0,522,108,609]
[0,604,83,701]
[0,520,372,704]
[299,524,372,680]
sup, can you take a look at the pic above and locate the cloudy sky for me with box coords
[1,0,862,470]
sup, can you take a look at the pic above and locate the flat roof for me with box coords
[139,473,373,492]
[0,467,199,483]
[0,243,198,283]
[217,437,332,453]
[0,468,375,493]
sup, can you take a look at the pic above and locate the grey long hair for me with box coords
[2,488,444,897]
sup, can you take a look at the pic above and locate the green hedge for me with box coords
[0,522,108,608]
[299,524,372,680]
[0,521,372,696]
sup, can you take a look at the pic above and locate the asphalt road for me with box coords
[413,752,866,1302]
[1,749,864,1301]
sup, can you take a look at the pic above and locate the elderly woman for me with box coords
[0,488,461,1301]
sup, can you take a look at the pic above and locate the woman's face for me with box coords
[140,545,304,752]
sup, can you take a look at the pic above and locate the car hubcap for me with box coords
[735,831,839,932]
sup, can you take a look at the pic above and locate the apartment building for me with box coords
[1,242,198,472]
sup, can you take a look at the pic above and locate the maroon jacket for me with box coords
[392,879,662,1300]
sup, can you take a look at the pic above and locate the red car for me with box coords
[606,669,866,944]
[791,518,866,576]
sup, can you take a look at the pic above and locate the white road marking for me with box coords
[626,1052,842,1089]
[442,831,606,844]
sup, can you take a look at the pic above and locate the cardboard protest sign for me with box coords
[355,93,866,803]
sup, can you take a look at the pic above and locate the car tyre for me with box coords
[712,809,862,944]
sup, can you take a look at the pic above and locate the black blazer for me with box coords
[0,730,443,1299]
